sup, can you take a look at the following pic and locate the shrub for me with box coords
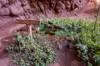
[39,17,100,66]
[6,33,55,66]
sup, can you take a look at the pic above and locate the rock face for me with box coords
[0,0,88,18]
[26,0,88,17]
[0,0,32,18]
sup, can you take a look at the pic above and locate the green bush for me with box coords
[6,33,55,66]
[39,17,100,66]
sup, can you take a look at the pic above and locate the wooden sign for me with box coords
[16,19,40,25]
[16,19,40,38]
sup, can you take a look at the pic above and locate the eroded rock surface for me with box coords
[0,0,31,19]
[0,0,88,18]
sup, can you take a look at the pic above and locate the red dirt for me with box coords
[49,46,85,66]
[0,17,25,66]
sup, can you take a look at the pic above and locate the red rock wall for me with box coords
[27,0,88,17]
[0,0,88,19]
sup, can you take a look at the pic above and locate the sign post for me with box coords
[16,19,40,38]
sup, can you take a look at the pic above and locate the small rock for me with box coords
[0,8,10,16]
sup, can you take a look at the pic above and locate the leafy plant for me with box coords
[38,17,100,66]
[6,33,55,66]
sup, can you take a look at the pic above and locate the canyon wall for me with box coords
[0,0,88,19]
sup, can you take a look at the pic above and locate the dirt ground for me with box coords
[49,46,85,66]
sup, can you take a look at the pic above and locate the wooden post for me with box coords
[29,25,32,38]
[16,19,40,38]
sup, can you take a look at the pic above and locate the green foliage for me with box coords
[38,17,100,66]
[6,33,55,66]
